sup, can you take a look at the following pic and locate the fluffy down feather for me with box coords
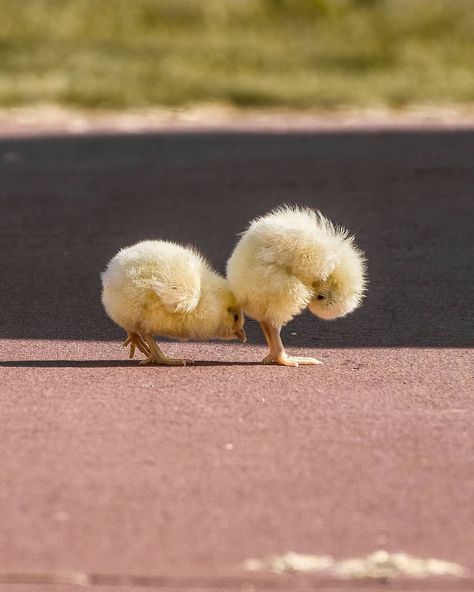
[227,206,366,366]
[101,240,245,364]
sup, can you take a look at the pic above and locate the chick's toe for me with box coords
[262,353,298,367]
[139,332,194,366]
[123,332,151,359]
[140,355,193,366]
[287,356,323,365]
[262,353,322,367]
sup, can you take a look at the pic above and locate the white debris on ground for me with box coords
[335,551,466,578]
[243,550,466,578]
[244,552,333,574]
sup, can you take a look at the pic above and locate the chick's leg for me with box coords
[261,321,297,367]
[140,332,193,366]
[261,322,322,367]
[123,331,151,359]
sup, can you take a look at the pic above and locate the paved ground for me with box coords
[0,127,473,591]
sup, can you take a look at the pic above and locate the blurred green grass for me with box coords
[0,0,473,110]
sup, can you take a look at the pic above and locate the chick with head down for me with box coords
[101,240,246,365]
[227,206,366,367]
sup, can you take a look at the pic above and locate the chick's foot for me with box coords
[262,352,298,367]
[287,356,323,365]
[140,354,193,366]
[123,332,150,359]
[139,332,193,366]
[259,322,322,367]
[262,352,322,367]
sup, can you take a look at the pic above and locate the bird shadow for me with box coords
[0,359,262,368]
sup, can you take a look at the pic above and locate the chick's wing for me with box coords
[144,259,201,315]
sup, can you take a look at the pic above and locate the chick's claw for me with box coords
[123,332,150,359]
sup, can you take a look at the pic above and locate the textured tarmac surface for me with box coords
[0,128,473,590]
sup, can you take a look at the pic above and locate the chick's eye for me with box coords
[317,294,326,301]
[234,314,239,322]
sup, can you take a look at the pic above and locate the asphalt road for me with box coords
[0,127,473,591]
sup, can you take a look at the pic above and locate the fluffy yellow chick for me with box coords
[227,206,366,367]
[101,240,246,365]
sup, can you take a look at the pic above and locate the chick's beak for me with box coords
[235,328,247,342]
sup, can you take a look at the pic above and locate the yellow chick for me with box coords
[101,240,246,365]
[227,206,366,367]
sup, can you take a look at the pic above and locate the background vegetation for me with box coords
[0,0,473,110]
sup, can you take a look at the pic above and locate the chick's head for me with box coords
[223,304,246,342]
[308,238,366,321]
[211,282,246,342]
